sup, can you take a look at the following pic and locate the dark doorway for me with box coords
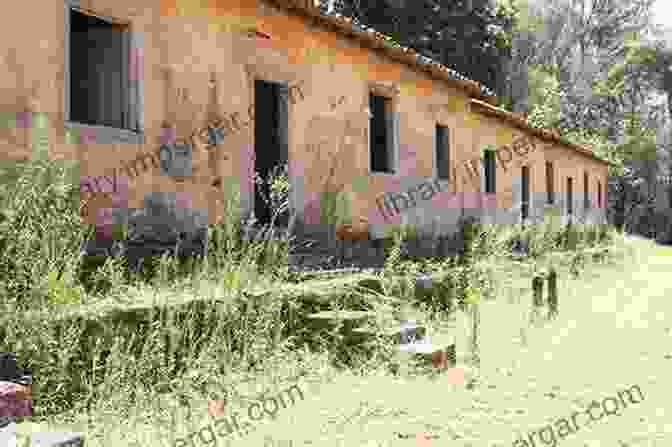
[484,149,496,194]
[567,177,573,216]
[546,161,554,204]
[254,79,289,226]
[369,93,393,173]
[521,165,530,221]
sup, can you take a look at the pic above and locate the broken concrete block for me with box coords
[30,431,84,447]
[0,420,17,447]
[397,320,427,345]
[0,353,33,424]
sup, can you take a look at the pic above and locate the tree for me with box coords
[336,0,515,95]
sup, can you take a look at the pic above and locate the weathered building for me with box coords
[0,0,609,247]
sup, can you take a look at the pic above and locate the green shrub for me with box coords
[0,151,89,309]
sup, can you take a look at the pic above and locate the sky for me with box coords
[653,0,672,28]
[650,0,672,47]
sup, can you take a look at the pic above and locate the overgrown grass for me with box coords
[0,151,90,311]
[0,153,624,445]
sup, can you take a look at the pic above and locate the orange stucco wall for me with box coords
[0,0,608,234]
[464,110,609,219]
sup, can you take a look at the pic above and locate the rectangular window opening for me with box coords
[435,124,450,181]
[69,7,135,130]
[597,180,602,208]
[369,93,394,173]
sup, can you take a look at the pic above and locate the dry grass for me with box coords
[3,153,651,447]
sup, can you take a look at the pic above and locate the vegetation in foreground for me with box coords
[0,152,625,446]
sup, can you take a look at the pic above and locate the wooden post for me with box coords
[469,302,480,368]
[532,275,544,308]
[547,268,558,318]
[529,274,545,325]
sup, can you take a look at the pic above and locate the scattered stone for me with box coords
[397,320,427,345]
[208,399,226,418]
[446,366,467,385]
[0,352,32,430]
[0,353,31,386]
[30,431,84,447]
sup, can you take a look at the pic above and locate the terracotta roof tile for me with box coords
[469,99,609,165]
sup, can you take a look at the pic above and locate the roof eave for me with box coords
[264,0,498,105]
[469,99,611,166]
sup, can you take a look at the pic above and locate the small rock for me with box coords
[31,431,84,447]
[208,399,226,418]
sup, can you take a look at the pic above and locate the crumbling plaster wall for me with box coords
[0,0,608,239]
[461,110,547,226]
[544,141,609,224]
[0,0,224,229]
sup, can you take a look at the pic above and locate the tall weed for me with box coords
[0,151,89,309]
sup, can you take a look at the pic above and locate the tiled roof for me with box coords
[316,2,497,98]
[267,0,498,104]
[469,99,610,165]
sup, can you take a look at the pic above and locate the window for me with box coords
[546,162,554,204]
[66,2,142,141]
[369,93,395,173]
[584,171,590,210]
[435,124,450,180]
[521,166,530,221]
[483,149,496,194]
[597,180,602,207]
[567,177,573,215]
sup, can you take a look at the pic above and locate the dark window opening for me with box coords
[435,124,450,180]
[369,93,394,173]
[522,166,530,221]
[567,177,573,216]
[584,171,590,210]
[254,79,289,227]
[546,161,554,204]
[597,180,602,207]
[484,149,496,194]
[69,8,132,129]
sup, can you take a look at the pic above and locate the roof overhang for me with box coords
[469,99,611,166]
[264,0,498,105]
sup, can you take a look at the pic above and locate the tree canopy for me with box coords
[333,0,516,95]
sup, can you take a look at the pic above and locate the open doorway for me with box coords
[254,79,289,227]
[567,177,573,218]
[521,165,530,221]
